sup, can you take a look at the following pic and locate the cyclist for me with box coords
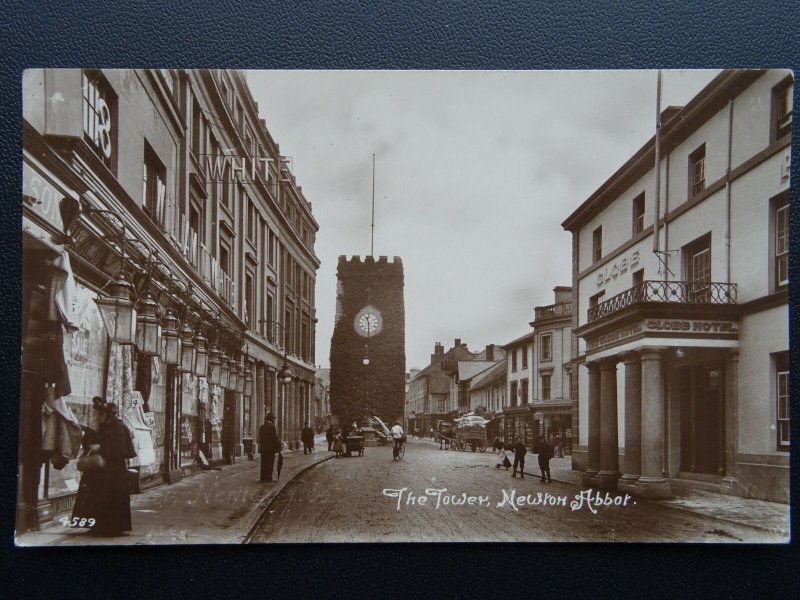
[391,421,405,460]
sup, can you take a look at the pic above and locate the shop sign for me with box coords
[22,161,66,232]
[587,318,738,351]
[596,250,639,288]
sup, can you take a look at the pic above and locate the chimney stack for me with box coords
[455,338,461,348]
[485,344,495,362]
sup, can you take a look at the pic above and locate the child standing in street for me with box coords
[538,436,554,482]
[495,445,511,470]
[511,438,527,478]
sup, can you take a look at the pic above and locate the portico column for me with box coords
[723,349,739,486]
[638,350,671,498]
[621,352,642,482]
[598,358,620,490]
[584,361,601,482]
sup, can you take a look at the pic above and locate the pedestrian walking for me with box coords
[258,413,280,482]
[301,421,314,454]
[332,429,343,457]
[511,438,527,478]
[73,399,137,536]
[326,425,334,451]
[495,446,512,470]
[538,436,554,482]
[554,433,564,458]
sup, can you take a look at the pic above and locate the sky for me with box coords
[246,70,720,370]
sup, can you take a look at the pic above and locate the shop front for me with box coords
[531,405,573,455]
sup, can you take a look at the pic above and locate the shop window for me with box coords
[632,192,645,235]
[143,143,167,229]
[774,197,789,289]
[772,76,793,141]
[82,70,117,170]
[592,226,602,262]
[684,234,711,302]
[540,333,552,362]
[541,374,552,400]
[776,352,789,450]
[689,143,706,197]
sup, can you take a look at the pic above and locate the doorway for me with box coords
[679,364,724,475]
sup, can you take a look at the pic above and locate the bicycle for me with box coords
[393,438,405,460]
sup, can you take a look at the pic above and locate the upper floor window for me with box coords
[592,226,602,262]
[510,381,518,407]
[541,374,552,400]
[521,346,528,369]
[775,196,789,288]
[684,233,712,302]
[82,70,116,170]
[776,352,789,451]
[191,98,204,157]
[187,202,202,269]
[773,76,793,141]
[521,379,529,404]
[511,350,517,372]
[142,143,167,229]
[540,333,552,362]
[268,229,277,266]
[632,193,645,235]
[245,272,255,329]
[689,143,706,197]
[247,199,257,242]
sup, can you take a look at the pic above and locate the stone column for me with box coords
[620,352,642,485]
[723,349,739,489]
[583,361,601,485]
[638,350,671,498]
[598,358,620,490]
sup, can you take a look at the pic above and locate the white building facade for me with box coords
[563,70,791,502]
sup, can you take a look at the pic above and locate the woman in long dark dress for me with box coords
[72,401,136,536]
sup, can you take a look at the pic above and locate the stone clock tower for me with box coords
[329,255,405,425]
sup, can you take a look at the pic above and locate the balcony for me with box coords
[534,301,572,323]
[587,280,737,323]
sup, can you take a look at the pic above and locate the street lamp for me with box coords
[160,309,181,365]
[135,292,162,355]
[193,329,208,377]
[94,271,137,344]
[208,344,222,385]
[178,321,195,372]
[262,320,293,385]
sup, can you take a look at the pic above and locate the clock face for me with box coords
[354,306,383,337]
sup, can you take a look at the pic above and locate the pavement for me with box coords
[414,436,790,538]
[16,434,333,546]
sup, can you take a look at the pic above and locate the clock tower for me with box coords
[329,255,405,426]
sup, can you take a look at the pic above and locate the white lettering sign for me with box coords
[596,250,639,287]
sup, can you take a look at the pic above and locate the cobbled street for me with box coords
[248,440,785,543]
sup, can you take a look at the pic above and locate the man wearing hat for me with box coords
[258,413,281,482]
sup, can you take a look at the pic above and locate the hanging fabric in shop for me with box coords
[126,390,156,467]
[51,249,79,331]
[105,341,137,446]
[40,383,82,469]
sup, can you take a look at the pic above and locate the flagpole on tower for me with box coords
[371,153,376,257]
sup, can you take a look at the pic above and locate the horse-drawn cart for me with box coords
[453,414,490,452]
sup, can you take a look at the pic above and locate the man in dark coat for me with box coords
[301,422,314,454]
[259,413,280,482]
[325,426,334,451]
[511,438,527,478]
[538,436,554,482]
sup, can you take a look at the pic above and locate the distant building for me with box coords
[501,332,536,448]
[530,286,574,454]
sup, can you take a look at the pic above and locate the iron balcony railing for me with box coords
[587,280,737,322]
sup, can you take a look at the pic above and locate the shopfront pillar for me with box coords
[583,361,601,486]
[620,352,642,484]
[638,350,671,498]
[598,358,620,490]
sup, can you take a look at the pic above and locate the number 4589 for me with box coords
[59,516,95,528]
